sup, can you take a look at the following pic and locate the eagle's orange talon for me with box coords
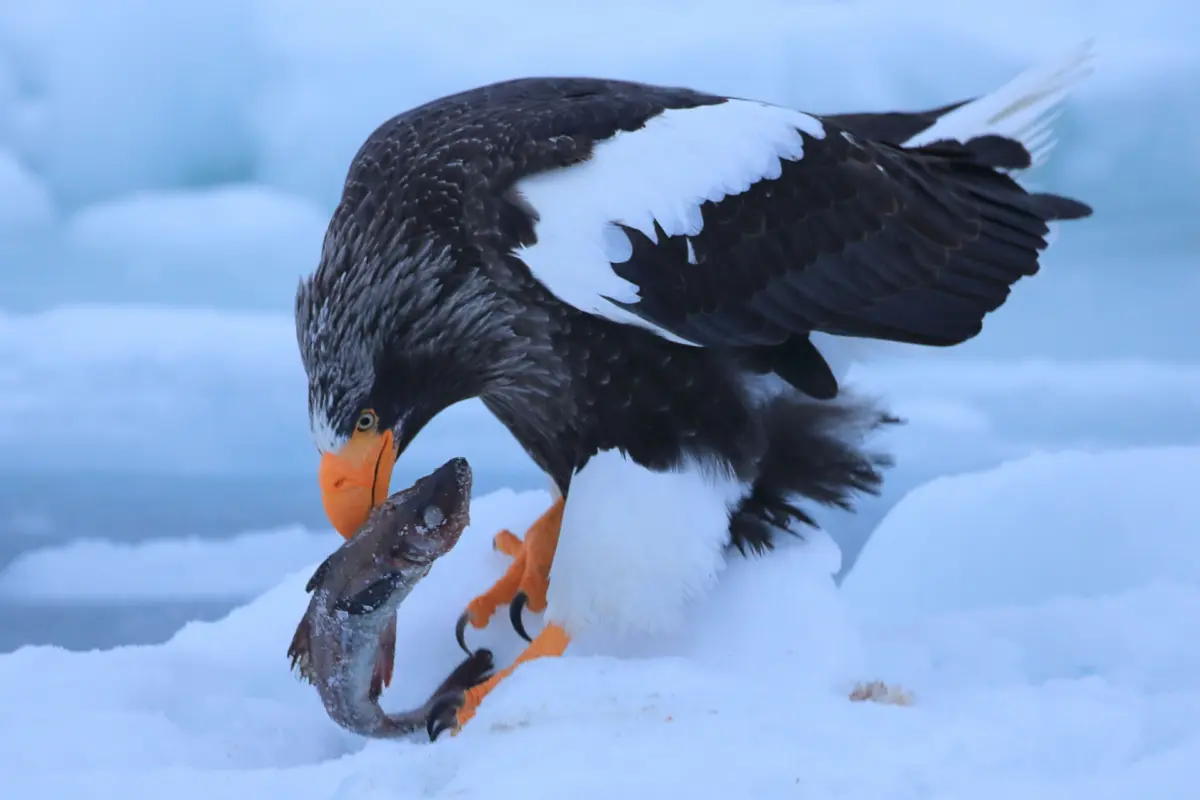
[458,497,565,646]
[492,530,523,556]
[519,570,550,614]
[465,546,526,628]
[454,623,571,732]
[514,499,562,613]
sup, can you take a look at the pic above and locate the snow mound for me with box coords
[0,0,259,208]
[0,525,340,603]
[1,446,1196,797]
[0,148,53,229]
[842,447,1200,622]
[65,185,328,308]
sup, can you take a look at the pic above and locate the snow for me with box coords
[0,148,53,229]
[843,447,1200,621]
[0,525,339,603]
[2,448,1197,797]
[0,0,259,208]
[65,185,329,309]
[0,306,534,481]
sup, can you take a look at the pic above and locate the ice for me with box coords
[0,525,340,602]
[0,0,259,208]
[842,447,1200,623]
[0,306,536,486]
[64,185,329,309]
[1,446,1196,797]
[0,148,53,229]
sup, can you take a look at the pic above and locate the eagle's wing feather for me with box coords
[307,49,1092,400]
[601,128,1089,350]
[480,52,1093,398]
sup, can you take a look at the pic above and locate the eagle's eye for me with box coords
[355,409,378,432]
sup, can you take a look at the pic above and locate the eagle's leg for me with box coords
[461,536,528,635]
[458,497,564,647]
[449,498,568,730]
[454,623,571,730]
[512,497,563,616]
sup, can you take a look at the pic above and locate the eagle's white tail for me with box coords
[902,40,1097,169]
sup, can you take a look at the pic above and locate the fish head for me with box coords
[314,457,473,617]
[378,455,473,566]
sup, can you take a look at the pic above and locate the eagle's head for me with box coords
[295,218,512,539]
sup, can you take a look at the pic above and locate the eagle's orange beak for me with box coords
[318,429,396,539]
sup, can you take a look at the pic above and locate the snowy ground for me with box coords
[2,448,1197,798]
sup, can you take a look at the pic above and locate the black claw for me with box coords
[454,611,473,655]
[509,591,532,642]
[426,692,463,742]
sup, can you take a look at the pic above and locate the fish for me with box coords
[287,456,494,740]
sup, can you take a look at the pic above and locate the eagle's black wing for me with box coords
[331,77,1092,398]
[606,123,1091,348]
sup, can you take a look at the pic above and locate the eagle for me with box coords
[295,43,1094,735]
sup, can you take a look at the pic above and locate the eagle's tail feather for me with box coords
[900,40,1097,170]
[727,392,899,556]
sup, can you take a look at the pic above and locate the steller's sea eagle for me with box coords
[295,42,1095,737]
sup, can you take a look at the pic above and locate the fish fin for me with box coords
[304,552,338,594]
[369,614,398,701]
[335,574,402,615]
[287,614,318,686]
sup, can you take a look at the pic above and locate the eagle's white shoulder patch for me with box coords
[512,100,825,343]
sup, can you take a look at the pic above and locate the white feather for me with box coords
[545,449,749,637]
[812,43,1098,373]
[311,415,344,456]
[902,40,1097,169]
[512,100,825,341]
